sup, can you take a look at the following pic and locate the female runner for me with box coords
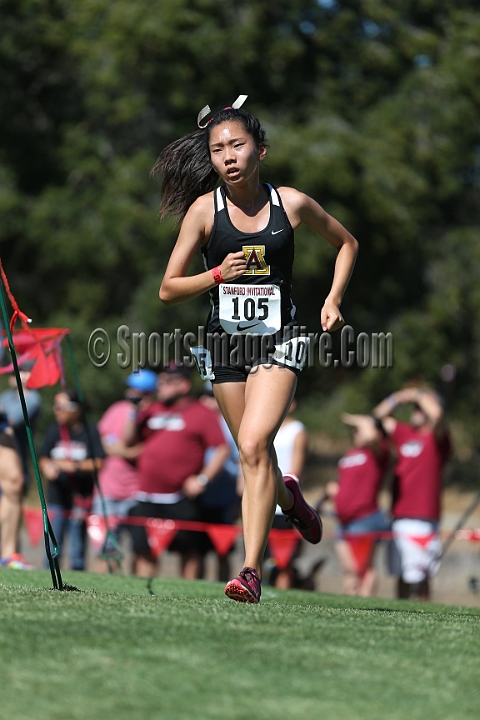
[153,97,358,603]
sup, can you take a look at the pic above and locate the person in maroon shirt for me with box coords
[123,365,229,579]
[326,413,390,596]
[373,386,451,601]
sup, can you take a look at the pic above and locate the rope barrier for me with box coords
[20,507,480,572]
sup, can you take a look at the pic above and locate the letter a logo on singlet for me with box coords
[243,245,270,275]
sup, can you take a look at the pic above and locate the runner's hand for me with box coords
[219,251,247,282]
[321,301,344,332]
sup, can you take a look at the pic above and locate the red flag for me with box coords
[456,529,480,542]
[206,524,240,556]
[345,535,375,576]
[26,345,61,388]
[22,506,44,546]
[268,529,300,570]
[145,519,178,559]
[1,327,70,388]
[409,533,437,549]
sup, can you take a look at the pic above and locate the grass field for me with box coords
[1,568,479,720]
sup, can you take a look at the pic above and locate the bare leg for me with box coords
[94,558,110,574]
[135,553,158,578]
[94,557,123,574]
[218,555,231,583]
[214,365,297,578]
[335,540,360,595]
[358,567,377,597]
[181,552,202,580]
[0,447,24,560]
[274,567,296,590]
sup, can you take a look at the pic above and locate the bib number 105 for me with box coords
[231,297,268,322]
[218,283,281,334]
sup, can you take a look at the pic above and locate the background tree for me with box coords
[1,0,479,475]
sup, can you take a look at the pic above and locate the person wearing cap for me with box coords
[124,364,229,579]
[373,386,451,601]
[0,360,41,496]
[91,369,157,572]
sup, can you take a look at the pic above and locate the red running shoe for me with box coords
[282,474,323,544]
[224,567,261,604]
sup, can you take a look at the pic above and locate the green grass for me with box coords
[1,569,479,720]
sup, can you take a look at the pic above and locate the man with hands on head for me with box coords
[326,413,390,597]
[372,386,451,601]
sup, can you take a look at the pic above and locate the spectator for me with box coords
[373,387,451,601]
[39,389,104,571]
[124,364,229,579]
[92,369,157,573]
[0,405,32,568]
[0,361,41,495]
[269,399,308,589]
[326,413,390,597]
[198,380,241,581]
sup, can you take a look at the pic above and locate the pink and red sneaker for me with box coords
[282,474,323,544]
[224,566,261,604]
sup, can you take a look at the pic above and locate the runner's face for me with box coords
[208,121,265,185]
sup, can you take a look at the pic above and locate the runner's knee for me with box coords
[238,435,269,467]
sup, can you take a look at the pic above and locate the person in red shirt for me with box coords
[373,386,451,601]
[124,364,229,579]
[92,369,158,573]
[326,413,390,596]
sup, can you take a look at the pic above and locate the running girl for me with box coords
[153,97,358,603]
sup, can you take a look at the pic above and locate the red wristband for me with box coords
[212,266,223,284]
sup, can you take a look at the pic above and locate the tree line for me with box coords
[1,0,479,474]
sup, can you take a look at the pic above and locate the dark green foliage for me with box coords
[1,1,479,453]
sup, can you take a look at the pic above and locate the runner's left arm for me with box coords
[279,188,358,332]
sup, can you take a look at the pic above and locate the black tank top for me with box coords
[202,183,297,334]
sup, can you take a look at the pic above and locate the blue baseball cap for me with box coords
[125,369,158,393]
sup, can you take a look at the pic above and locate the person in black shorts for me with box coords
[152,96,358,602]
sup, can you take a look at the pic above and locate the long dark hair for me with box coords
[151,107,268,220]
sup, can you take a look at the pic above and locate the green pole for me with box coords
[0,274,64,589]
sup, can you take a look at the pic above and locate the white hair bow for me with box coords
[197,95,248,128]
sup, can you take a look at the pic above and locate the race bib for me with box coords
[272,336,310,371]
[190,346,215,380]
[219,283,281,335]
